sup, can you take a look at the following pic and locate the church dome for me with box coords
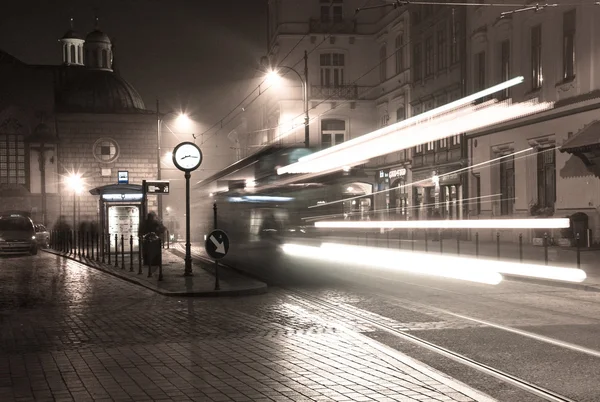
[85,29,110,44]
[61,29,83,40]
[56,68,148,113]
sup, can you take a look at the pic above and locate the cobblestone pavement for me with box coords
[0,253,494,402]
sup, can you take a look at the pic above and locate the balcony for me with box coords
[311,85,359,100]
[309,18,357,34]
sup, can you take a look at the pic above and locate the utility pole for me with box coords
[156,99,163,221]
[304,50,310,148]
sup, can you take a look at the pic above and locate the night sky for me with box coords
[0,0,268,125]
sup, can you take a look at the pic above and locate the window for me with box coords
[563,10,576,81]
[426,141,435,152]
[320,0,343,23]
[379,45,387,83]
[475,51,485,91]
[395,35,404,74]
[500,40,510,99]
[437,28,447,70]
[0,134,26,185]
[425,36,434,77]
[531,25,543,90]
[413,43,422,82]
[102,49,109,68]
[70,45,76,63]
[450,20,461,64]
[321,119,345,149]
[396,106,405,122]
[537,148,556,209]
[415,144,423,153]
[499,155,515,215]
[451,134,461,146]
[320,53,345,87]
[439,138,447,148]
[380,113,389,127]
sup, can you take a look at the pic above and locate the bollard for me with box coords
[121,235,125,269]
[86,231,90,259]
[439,231,443,254]
[138,236,143,275]
[167,230,170,249]
[114,234,119,268]
[544,232,549,265]
[107,233,111,265]
[456,230,460,255]
[411,230,415,251]
[424,230,428,252]
[496,232,500,260]
[519,233,523,263]
[576,233,581,268]
[158,238,163,281]
[79,231,83,257]
[129,235,134,272]
[96,232,100,262]
[475,232,479,258]
[91,232,94,260]
[101,232,105,263]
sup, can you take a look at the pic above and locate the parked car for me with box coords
[34,223,50,249]
[0,213,38,255]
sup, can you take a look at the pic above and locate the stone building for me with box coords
[0,20,157,238]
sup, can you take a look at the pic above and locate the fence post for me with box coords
[456,230,460,255]
[114,233,119,268]
[129,235,134,272]
[576,233,581,268]
[439,230,443,254]
[158,238,163,281]
[121,234,125,269]
[91,231,94,261]
[167,230,170,249]
[107,233,111,265]
[475,232,479,258]
[138,235,143,274]
[96,232,100,262]
[496,232,500,260]
[86,231,90,258]
[519,233,523,263]
[544,232,549,265]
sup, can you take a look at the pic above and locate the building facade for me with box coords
[0,20,158,239]
[465,4,600,244]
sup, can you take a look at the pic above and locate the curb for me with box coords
[503,274,600,292]
[43,249,268,297]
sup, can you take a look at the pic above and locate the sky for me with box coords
[0,0,268,126]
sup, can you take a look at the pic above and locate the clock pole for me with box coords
[184,170,193,276]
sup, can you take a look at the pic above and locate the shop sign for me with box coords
[389,168,406,179]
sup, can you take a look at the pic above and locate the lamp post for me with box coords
[265,50,309,147]
[156,102,191,221]
[65,174,83,231]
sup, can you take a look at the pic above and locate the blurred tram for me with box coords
[191,145,373,264]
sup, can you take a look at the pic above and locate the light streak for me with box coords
[278,98,553,175]
[314,218,570,229]
[318,243,585,283]
[281,243,503,285]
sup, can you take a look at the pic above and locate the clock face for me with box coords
[173,142,202,171]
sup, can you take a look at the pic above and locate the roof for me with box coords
[61,29,83,40]
[561,120,600,152]
[85,29,111,43]
[89,184,142,195]
[55,67,149,113]
[0,49,24,65]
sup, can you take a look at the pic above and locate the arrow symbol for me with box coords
[210,235,225,254]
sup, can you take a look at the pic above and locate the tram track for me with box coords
[287,288,577,402]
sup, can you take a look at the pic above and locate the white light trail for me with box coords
[314,218,570,230]
[316,243,586,283]
[278,98,553,175]
[281,243,503,285]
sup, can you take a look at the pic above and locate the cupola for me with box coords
[58,18,85,66]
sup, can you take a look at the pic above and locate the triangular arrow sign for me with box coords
[210,235,225,254]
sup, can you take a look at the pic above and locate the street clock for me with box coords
[172,142,202,172]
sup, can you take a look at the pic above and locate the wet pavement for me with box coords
[0,252,493,402]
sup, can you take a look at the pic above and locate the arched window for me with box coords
[379,45,387,83]
[69,45,76,64]
[79,46,83,64]
[395,35,404,74]
[102,49,109,68]
[321,119,346,149]
[0,120,26,186]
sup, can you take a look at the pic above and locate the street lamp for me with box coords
[156,102,191,221]
[65,173,83,230]
[265,50,310,147]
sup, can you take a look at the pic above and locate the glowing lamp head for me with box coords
[66,174,83,194]
[265,69,282,88]
[175,113,192,130]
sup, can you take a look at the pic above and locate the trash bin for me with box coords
[143,232,162,266]
[571,212,589,246]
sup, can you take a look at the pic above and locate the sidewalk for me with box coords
[44,242,267,297]
[319,233,600,291]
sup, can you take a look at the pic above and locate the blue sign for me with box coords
[118,171,129,184]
